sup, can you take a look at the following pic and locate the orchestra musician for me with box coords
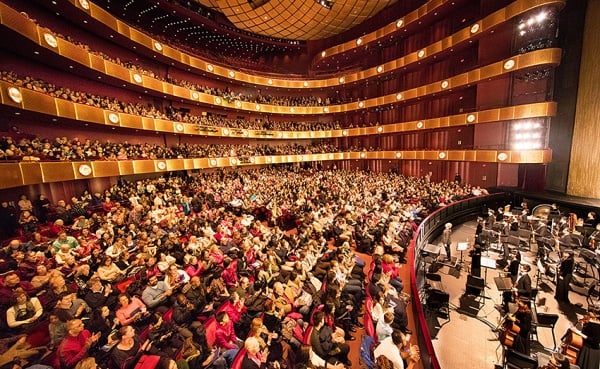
[501,262,531,313]
[512,298,533,355]
[567,312,600,369]
[555,251,574,304]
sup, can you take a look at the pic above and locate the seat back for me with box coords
[231,348,247,369]
[505,349,538,369]
[204,317,218,348]
[536,312,558,328]
[134,354,161,369]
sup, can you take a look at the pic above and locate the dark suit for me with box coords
[309,325,350,365]
[515,273,532,299]
[241,354,267,369]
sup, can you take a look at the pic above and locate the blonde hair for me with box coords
[75,357,97,369]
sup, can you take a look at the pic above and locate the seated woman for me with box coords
[115,293,149,326]
[96,256,125,283]
[241,336,269,369]
[110,325,154,369]
[6,288,43,331]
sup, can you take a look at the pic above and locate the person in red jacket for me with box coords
[57,319,100,369]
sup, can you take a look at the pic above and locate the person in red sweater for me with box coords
[214,311,241,366]
[56,318,100,369]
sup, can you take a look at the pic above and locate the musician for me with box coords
[512,298,533,356]
[583,212,598,228]
[575,312,600,369]
[514,264,532,299]
[555,251,574,304]
[469,242,482,277]
[586,224,600,250]
[441,223,452,261]
[486,209,496,230]
[501,253,522,312]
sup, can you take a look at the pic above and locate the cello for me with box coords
[500,314,521,348]
[560,315,591,364]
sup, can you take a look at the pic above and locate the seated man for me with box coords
[310,311,351,367]
[141,275,173,309]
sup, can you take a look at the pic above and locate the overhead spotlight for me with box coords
[315,0,334,9]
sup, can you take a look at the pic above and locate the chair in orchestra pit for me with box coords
[504,349,538,369]
[425,289,450,321]
[532,312,559,350]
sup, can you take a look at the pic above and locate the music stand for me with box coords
[457,242,469,267]
[494,276,513,291]
[480,256,497,293]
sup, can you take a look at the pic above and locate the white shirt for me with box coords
[374,337,404,369]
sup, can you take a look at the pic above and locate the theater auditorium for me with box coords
[0,1,599,369]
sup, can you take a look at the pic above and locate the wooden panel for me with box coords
[19,163,43,185]
[119,114,144,130]
[476,151,497,163]
[0,4,38,41]
[118,161,135,175]
[58,39,90,66]
[91,161,120,177]
[142,76,164,92]
[41,162,76,183]
[21,90,57,115]
[88,53,106,73]
[133,160,156,174]
[105,62,131,81]
[154,119,174,133]
[54,99,77,119]
[73,104,105,124]
[166,160,185,171]
[0,163,24,188]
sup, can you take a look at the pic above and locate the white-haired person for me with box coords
[441,222,453,261]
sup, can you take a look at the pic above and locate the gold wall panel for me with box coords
[105,62,131,81]
[171,85,188,99]
[478,109,501,123]
[58,39,90,66]
[21,90,57,116]
[162,46,182,61]
[0,4,38,41]
[182,159,196,170]
[119,114,144,130]
[41,162,76,183]
[132,160,156,174]
[0,163,25,188]
[142,117,157,131]
[464,151,478,162]
[75,104,106,124]
[142,76,164,92]
[89,2,119,30]
[448,115,465,127]
[423,152,440,160]
[447,151,466,161]
[88,53,106,73]
[92,161,120,177]
[117,161,134,175]
[20,163,43,186]
[154,119,174,133]
[129,28,153,49]
[166,160,185,171]
[475,151,497,163]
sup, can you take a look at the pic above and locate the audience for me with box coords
[0,166,482,369]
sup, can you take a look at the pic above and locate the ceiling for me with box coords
[194,0,399,41]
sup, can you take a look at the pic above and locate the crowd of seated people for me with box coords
[0,132,353,162]
[5,11,346,107]
[0,167,480,368]
[1,70,351,132]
